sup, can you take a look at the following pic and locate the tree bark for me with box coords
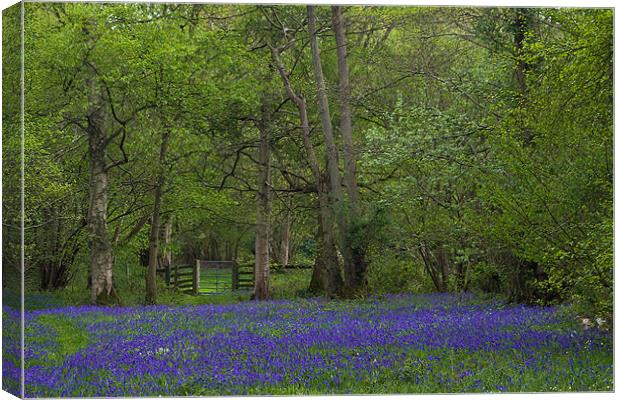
[280,195,291,266]
[307,6,353,295]
[160,214,173,286]
[308,211,327,294]
[418,242,450,292]
[308,254,325,294]
[161,214,173,272]
[307,6,345,217]
[253,101,271,300]
[145,129,170,304]
[437,246,449,292]
[332,6,360,209]
[86,90,116,305]
[332,5,368,292]
[271,46,344,298]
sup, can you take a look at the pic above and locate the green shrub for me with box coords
[553,217,612,322]
[367,254,434,294]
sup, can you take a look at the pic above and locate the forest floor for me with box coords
[3,291,613,397]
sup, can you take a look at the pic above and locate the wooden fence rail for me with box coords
[234,263,254,291]
[167,263,200,295]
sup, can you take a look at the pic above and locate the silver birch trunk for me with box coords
[86,91,115,304]
[280,195,291,267]
[254,102,271,300]
[162,215,173,270]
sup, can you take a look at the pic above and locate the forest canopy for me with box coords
[2,4,613,321]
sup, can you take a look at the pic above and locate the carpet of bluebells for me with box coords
[2,293,613,396]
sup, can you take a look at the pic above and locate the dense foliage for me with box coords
[2,5,613,318]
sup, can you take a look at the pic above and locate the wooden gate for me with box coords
[167,263,200,295]
[234,263,254,291]
[168,260,254,295]
[199,260,234,294]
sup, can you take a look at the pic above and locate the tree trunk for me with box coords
[332,6,360,209]
[308,211,329,294]
[437,246,449,292]
[307,5,345,217]
[145,129,170,304]
[161,214,173,271]
[160,214,173,286]
[225,241,233,261]
[309,254,325,294]
[332,5,368,292]
[280,195,291,266]
[418,243,441,292]
[253,101,271,300]
[307,6,352,294]
[86,106,116,305]
[316,172,343,298]
[418,242,450,292]
[271,46,344,298]
[40,206,53,290]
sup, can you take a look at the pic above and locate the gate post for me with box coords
[232,261,239,290]
[193,260,200,295]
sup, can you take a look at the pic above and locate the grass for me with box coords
[199,268,234,294]
[33,315,90,363]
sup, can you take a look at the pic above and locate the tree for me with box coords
[26,4,152,304]
[16,4,612,316]
[271,43,345,298]
[2,3,23,296]
[307,6,363,297]
[331,5,367,291]
[253,98,272,300]
[84,70,120,305]
[145,128,170,304]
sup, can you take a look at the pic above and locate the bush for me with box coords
[543,211,613,322]
[367,254,434,294]
[467,263,503,294]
